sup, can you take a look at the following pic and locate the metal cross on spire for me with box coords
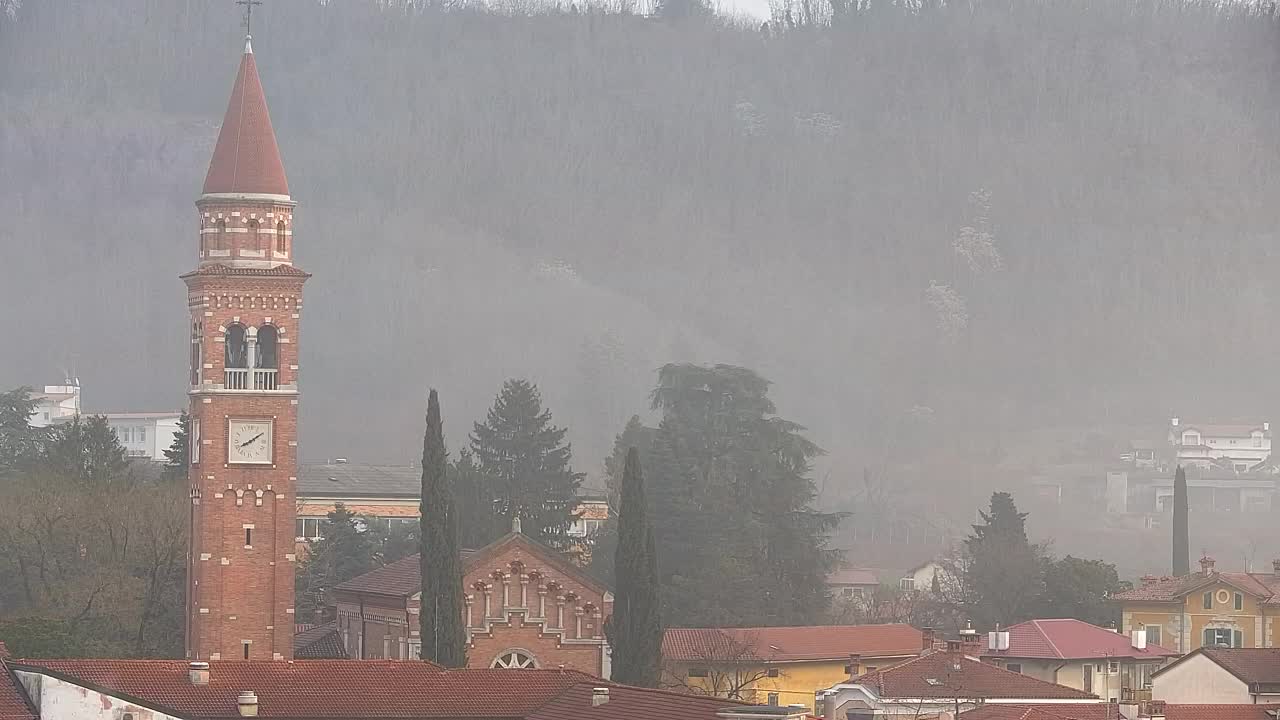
[237,0,263,35]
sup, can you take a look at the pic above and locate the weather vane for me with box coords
[237,0,263,35]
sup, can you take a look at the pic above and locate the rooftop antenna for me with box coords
[237,0,263,36]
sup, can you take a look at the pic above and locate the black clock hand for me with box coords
[239,432,264,448]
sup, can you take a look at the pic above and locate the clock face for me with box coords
[228,419,273,464]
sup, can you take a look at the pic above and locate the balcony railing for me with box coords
[224,368,279,391]
[1122,687,1152,703]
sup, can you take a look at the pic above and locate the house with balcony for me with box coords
[27,384,80,427]
[1169,418,1272,474]
[980,619,1178,703]
[816,643,1098,718]
[1114,556,1280,653]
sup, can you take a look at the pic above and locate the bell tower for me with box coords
[184,34,308,661]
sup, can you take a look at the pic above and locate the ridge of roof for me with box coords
[202,38,289,196]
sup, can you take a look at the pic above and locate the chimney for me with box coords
[334,458,348,464]
[846,653,861,679]
[921,626,936,651]
[1265,422,1271,432]
[592,688,609,707]
[945,639,963,653]
[1131,629,1148,650]
[1272,559,1280,578]
[1200,555,1216,577]
[959,621,980,652]
[189,661,210,686]
[1171,417,1180,427]
[237,691,259,718]
[1140,575,1158,586]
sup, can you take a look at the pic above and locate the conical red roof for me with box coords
[202,37,289,196]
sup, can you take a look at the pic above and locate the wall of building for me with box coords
[1122,584,1270,653]
[1152,653,1251,704]
[667,655,916,710]
[14,671,182,720]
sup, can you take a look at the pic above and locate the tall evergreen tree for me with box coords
[419,389,467,667]
[1173,465,1189,576]
[42,415,127,485]
[963,491,1044,628]
[295,503,383,622]
[607,448,662,687]
[470,379,583,550]
[161,411,190,482]
[645,364,840,627]
[0,386,49,478]
[452,448,505,550]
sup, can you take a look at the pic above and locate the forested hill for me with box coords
[3,0,1280,491]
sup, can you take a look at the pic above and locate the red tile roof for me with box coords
[1113,571,1280,604]
[293,622,348,659]
[203,37,289,196]
[980,619,1178,661]
[663,624,923,663]
[181,263,311,278]
[1161,704,1280,720]
[828,568,881,586]
[525,683,747,720]
[15,660,591,719]
[0,644,8,660]
[852,650,1097,700]
[13,659,747,720]
[0,661,35,720]
[960,704,1122,720]
[1154,647,1280,690]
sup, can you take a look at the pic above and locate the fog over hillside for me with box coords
[4,0,1280,571]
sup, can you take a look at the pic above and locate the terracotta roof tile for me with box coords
[293,622,348,659]
[980,619,1178,661]
[853,650,1097,700]
[663,624,923,663]
[14,660,590,719]
[1161,704,1280,720]
[1157,647,1280,689]
[828,568,881,586]
[0,661,35,720]
[526,684,748,720]
[960,704,1122,720]
[181,263,311,278]
[203,38,289,196]
[1113,571,1280,604]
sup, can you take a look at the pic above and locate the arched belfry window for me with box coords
[257,325,279,369]
[215,219,227,251]
[247,219,261,252]
[225,323,248,368]
[276,221,287,254]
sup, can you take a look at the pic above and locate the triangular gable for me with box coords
[463,533,611,596]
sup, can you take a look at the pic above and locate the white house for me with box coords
[1151,647,1280,705]
[1169,417,1272,473]
[27,384,80,427]
[101,412,182,460]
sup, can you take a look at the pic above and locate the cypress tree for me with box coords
[1173,465,1189,576]
[608,448,662,687]
[419,389,467,667]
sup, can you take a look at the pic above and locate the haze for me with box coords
[3,0,1279,577]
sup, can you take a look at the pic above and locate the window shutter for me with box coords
[1234,630,1243,648]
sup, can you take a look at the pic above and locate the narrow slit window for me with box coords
[276,220,287,253]
[216,219,227,251]
[242,642,251,660]
[247,219,260,252]
[245,528,252,547]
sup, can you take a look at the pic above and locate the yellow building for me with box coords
[1114,555,1280,654]
[661,623,926,709]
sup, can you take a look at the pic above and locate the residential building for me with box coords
[828,567,882,600]
[3,657,762,720]
[980,619,1178,703]
[816,645,1098,718]
[1150,647,1280,705]
[1103,467,1276,514]
[1168,417,1272,473]
[183,32,308,661]
[901,561,946,593]
[330,527,612,677]
[1136,701,1280,719]
[27,384,79,427]
[100,412,182,459]
[296,461,609,550]
[663,624,928,708]
[959,705,1122,720]
[1114,556,1280,653]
